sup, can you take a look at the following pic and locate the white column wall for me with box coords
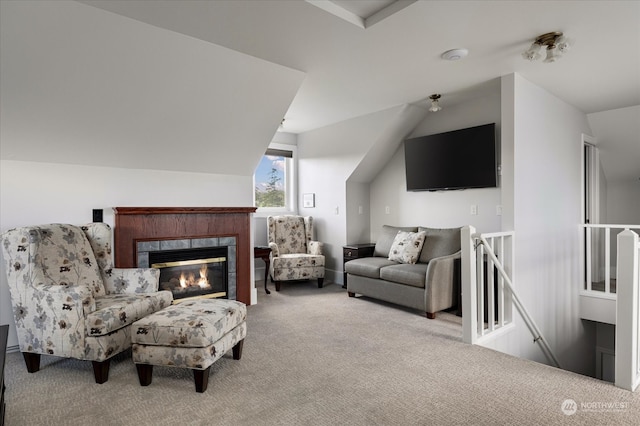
[486,73,596,376]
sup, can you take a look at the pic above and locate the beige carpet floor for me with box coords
[3,282,639,425]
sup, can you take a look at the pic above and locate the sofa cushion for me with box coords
[374,225,418,257]
[345,257,398,279]
[86,291,173,336]
[418,227,462,264]
[272,253,325,269]
[388,231,426,264]
[379,263,428,288]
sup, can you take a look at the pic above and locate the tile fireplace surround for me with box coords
[113,207,256,305]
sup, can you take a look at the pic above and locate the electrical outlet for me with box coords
[334,206,339,215]
[385,206,390,214]
[470,205,478,215]
[92,209,103,222]
[496,205,503,216]
[358,205,363,215]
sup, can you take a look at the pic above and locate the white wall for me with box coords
[369,89,502,237]
[0,160,255,348]
[607,181,640,225]
[297,105,427,283]
[485,73,596,376]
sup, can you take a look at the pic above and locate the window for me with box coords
[254,144,296,213]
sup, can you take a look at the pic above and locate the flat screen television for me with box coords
[404,123,497,191]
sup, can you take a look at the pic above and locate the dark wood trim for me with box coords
[113,207,256,215]
[113,207,256,305]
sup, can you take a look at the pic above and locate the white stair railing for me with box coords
[615,229,640,391]
[583,224,640,298]
[461,226,561,369]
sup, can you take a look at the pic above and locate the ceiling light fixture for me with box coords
[522,31,571,63]
[441,48,468,61]
[428,94,442,112]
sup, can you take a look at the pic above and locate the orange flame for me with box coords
[179,264,210,289]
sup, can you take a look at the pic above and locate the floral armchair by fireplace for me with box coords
[0,223,173,383]
[267,215,325,291]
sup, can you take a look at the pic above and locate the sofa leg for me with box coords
[136,364,153,386]
[232,339,244,360]
[275,281,281,291]
[22,352,41,373]
[426,312,436,319]
[317,278,324,288]
[92,359,111,384]
[194,367,211,393]
[348,291,356,298]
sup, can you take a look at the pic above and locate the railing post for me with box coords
[462,225,477,344]
[615,229,639,391]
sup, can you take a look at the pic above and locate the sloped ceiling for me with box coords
[588,106,640,184]
[0,1,305,175]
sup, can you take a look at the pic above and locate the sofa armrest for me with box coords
[308,240,324,255]
[268,242,280,258]
[102,267,160,294]
[424,251,461,313]
[12,284,96,357]
[34,282,97,315]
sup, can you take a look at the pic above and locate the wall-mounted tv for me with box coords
[404,123,497,191]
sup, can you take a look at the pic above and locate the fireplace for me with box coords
[137,236,237,301]
[113,207,256,305]
[149,246,228,302]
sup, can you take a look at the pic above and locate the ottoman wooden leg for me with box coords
[136,364,153,386]
[193,367,211,393]
[232,339,244,360]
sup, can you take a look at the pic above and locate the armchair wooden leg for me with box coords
[348,291,356,297]
[22,352,41,373]
[317,278,324,288]
[426,312,436,319]
[275,281,281,291]
[92,359,111,384]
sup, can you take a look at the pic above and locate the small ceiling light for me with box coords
[441,48,468,61]
[428,94,442,112]
[522,31,571,63]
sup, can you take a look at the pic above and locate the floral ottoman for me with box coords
[131,299,247,393]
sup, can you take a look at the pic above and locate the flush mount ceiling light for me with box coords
[428,94,442,112]
[522,31,571,63]
[441,48,468,61]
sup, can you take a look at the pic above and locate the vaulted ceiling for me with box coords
[2,1,639,182]
[81,0,640,133]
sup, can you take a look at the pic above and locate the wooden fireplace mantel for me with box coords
[113,207,256,305]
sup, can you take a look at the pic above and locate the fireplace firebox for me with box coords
[149,247,228,302]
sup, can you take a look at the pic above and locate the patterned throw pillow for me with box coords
[388,231,426,264]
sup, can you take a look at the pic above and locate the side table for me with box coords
[342,243,375,289]
[254,246,272,294]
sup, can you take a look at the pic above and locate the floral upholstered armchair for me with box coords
[0,223,173,383]
[267,215,325,291]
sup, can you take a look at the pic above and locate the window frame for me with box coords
[253,142,297,217]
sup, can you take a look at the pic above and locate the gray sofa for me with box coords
[345,225,461,318]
